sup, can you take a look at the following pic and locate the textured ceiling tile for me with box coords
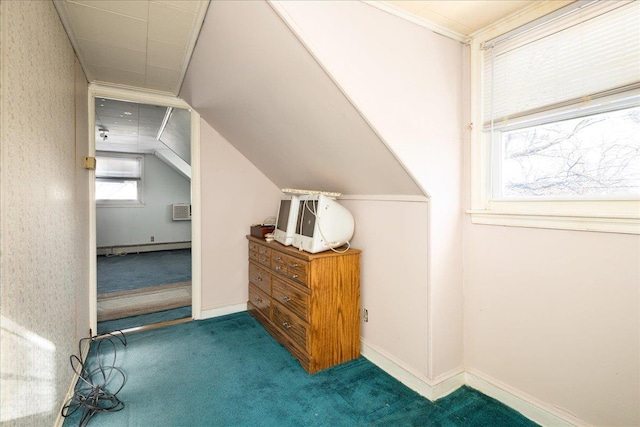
[148,2,195,46]
[65,1,148,51]
[147,39,185,70]
[145,65,181,93]
[78,39,146,74]
[152,0,203,13]
[91,65,147,88]
[68,0,149,20]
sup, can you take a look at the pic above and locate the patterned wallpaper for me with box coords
[0,1,90,425]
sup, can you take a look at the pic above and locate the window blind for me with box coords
[483,0,640,129]
[96,156,142,179]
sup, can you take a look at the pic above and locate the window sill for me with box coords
[468,209,640,235]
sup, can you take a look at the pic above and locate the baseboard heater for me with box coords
[97,241,191,256]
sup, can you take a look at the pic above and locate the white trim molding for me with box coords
[360,1,467,43]
[361,340,585,426]
[190,111,202,320]
[469,209,640,235]
[361,341,464,401]
[87,83,202,331]
[339,194,429,203]
[465,370,584,427]
[199,303,248,320]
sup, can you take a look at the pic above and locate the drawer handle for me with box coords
[275,256,282,261]
[255,297,262,304]
[274,266,281,271]
[291,274,298,279]
[256,276,262,282]
[281,296,291,303]
[291,263,298,268]
[282,322,292,330]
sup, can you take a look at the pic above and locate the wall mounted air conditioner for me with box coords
[172,203,191,221]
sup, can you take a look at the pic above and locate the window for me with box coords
[95,154,143,205]
[470,0,640,234]
[495,106,640,199]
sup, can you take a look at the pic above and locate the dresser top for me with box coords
[246,235,361,261]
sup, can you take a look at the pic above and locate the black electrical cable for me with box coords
[61,331,127,426]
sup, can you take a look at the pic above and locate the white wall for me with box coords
[96,154,191,247]
[459,31,639,426]
[0,2,90,425]
[199,119,282,311]
[463,224,640,426]
[340,198,429,374]
[275,0,464,381]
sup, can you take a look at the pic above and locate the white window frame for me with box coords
[468,1,640,235]
[95,152,145,207]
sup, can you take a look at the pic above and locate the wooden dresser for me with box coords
[246,235,361,374]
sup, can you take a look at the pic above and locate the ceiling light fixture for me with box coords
[99,128,108,142]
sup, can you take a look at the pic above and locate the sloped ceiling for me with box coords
[180,0,423,196]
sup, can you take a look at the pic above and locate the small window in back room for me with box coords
[95,154,143,204]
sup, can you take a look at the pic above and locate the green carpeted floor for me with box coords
[98,249,192,294]
[63,312,538,427]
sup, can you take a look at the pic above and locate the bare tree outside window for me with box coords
[499,106,640,198]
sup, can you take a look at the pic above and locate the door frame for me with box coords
[88,84,202,334]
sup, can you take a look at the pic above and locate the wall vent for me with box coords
[172,203,191,221]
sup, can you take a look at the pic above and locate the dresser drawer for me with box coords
[271,253,308,287]
[249,241,271,267]
[272,303,308,352]
[248,284,270,320]
[272,276,309,322]
[248,241,260,253]
[249,249,260,264]
[248,262,271,295]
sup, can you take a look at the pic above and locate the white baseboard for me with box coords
[54,338,91,427]
[361,341,465,401]
[199,303,247,320]
[362,342,585,427]
[465,370,583,427]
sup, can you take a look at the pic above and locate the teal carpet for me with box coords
[98,249,191,294]
[64,312,537,427]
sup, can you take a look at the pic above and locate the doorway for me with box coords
[88,85,201,336]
